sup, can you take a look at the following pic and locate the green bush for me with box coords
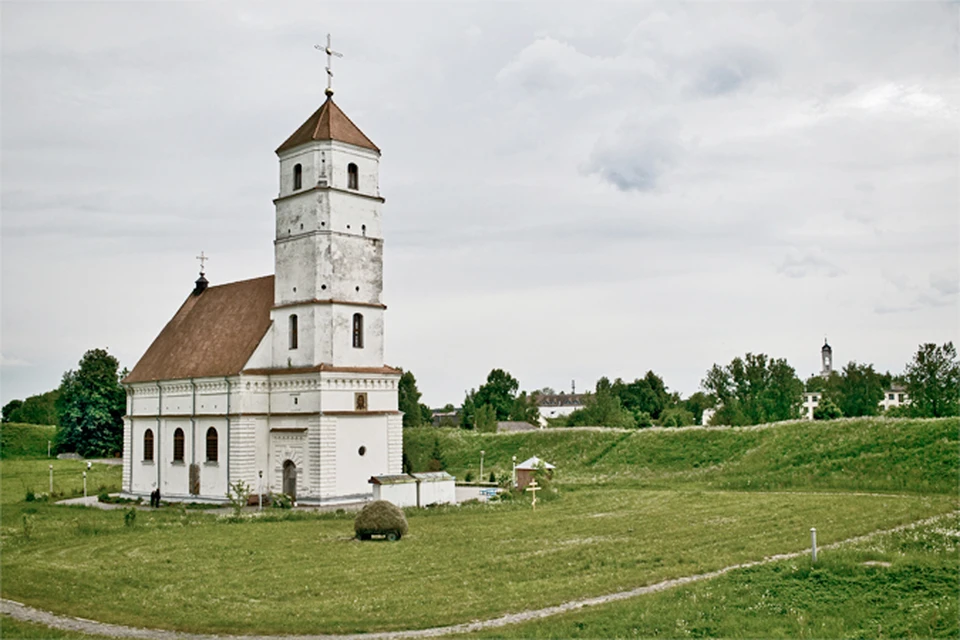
[814,398,843,420]
[272,493,292,509]
[354,500,408,540]
[24,489,35,502]
[124,508,137,527]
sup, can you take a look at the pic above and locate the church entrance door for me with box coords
[283,460,297,499]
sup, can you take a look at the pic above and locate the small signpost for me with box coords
[811,527,818,563]
[525,480,540,510]
[82,471,87,499]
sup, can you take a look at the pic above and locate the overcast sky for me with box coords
[2,2,957,407]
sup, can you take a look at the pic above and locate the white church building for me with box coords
[121,84,403,504]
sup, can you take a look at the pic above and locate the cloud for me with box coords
[692,46,775,97]
[583,117,684,191]
[1,354,31,367]
[930,268,959,296]
[777,249,844,279]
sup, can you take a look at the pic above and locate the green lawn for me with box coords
[0,418,957,637]
[1,482,954,634]
[456,512,960,639]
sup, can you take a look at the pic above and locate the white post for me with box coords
[49,464,53,494]
[811,527,817,563]
[83,471,87,499]
[480,450,485,483]
[258,470,263,512]
[512,455,517,489]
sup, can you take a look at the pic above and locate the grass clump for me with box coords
[354,500,409,540]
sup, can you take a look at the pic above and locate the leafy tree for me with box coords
[2,399,23,423]
[682,392,715,425]
[701,353,803,426]
[612,371,673,420]
[460,392,477,429]
[475,403,497,433]
[427,437,445,471]
[813,398,843,420]
[474,369,520,420]
[567,379,636,428]
[2,391,60,426]
[828,361,884,417]
[55,348,126,457]
[440,403,456,413]
[904,342,960,417]
[508,391,539,423]
[659,407,695,427]
[419,403,433,426]
[398,371,424,428]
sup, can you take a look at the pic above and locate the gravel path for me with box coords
[2,511,955,640]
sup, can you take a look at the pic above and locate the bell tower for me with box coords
[269,89,386,369]
[820,338,833,377]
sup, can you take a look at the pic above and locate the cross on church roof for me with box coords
[315,33,343,97]
[196,251,208,275]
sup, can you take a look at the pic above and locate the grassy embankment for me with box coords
[404,417,958,494]
[0,423,57,459]
[0,418,956,637]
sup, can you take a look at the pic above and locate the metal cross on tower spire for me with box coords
[196,251,208,275]
[315,33,343,97]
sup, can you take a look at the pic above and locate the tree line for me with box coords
[400,341,959,430]
[2,348,126,456]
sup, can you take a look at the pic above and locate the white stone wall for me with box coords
[372,482,418,508]
[333,414,390,499]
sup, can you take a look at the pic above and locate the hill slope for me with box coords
[0,423,57,459]
[404,417,958,494]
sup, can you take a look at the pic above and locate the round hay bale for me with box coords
[354,500,408,540]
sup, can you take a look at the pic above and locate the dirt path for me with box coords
[2,512,955,640]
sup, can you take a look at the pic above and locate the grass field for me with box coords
[454,512,960,639]
[0,418,957,637]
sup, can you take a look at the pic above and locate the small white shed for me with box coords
[369,471,457,507]
[411,471,456,506]
[369,475,418,507]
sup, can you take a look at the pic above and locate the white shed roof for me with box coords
[515,456,556,471]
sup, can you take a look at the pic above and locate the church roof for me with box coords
[276,97,379,154]
[123,275,275,384]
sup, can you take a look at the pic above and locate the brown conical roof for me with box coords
[276,97,379,154]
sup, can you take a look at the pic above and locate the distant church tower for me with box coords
[820,338,833,376]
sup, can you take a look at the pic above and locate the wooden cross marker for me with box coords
[525,480,540,510]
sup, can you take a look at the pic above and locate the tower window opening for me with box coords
[206,427,218,462]
[352,313,364,348]
[143,429,154,462]
[289,314,299,350]
[173,428,185,462]
[347,163,358,190]
[362,224,366,236]
[293,163,302,190]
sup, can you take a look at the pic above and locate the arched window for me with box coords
[347,163,358,190]
[352,313,364,348]
[293,163,302,190]
[143,429,154,462]
[289,314,298,350]
[205,427,218,462]
[173,428,184,462]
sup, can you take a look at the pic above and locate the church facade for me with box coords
[120,96,402,504]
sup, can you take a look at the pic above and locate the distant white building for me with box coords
[536,393,586,427]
